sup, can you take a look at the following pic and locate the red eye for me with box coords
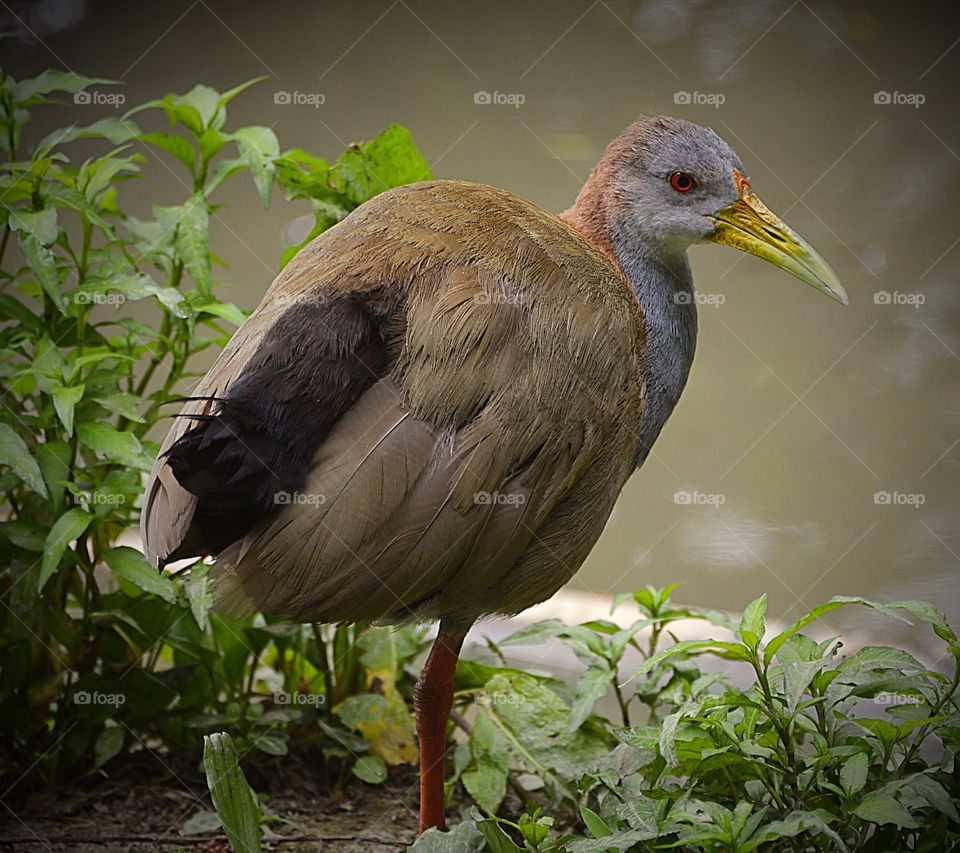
[669,171,696,192]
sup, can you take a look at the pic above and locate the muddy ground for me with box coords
[0,751,424,852]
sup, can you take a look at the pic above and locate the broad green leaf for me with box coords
[567,663,612,733]
[352,754,387,784]
[39,508,93,591]
[157,197,211,297]
[228,126,279,206]
[624,639,749,684]
[104,546,177,604]
[186,563,213,630]
[409,819,485,852]
[77,422,150,469]
[35,116,141,152]
[840,751,869,795]
[330,124,433,204]
[140,132,196,173]
[18,232,66,313]
[94,726,124,769]
[51,383,84,435]
[738,593,767,651]
[462,714,510,814]
[765,596,911,667]
[475,819,523,853]
[580,806,612,838]
[0,423,47,496]
[852,791,918,828]
[7,206,58,245]
[203,732,261,853]
[16,71,114,101]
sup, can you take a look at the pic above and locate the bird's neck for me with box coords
[560,199,698,467]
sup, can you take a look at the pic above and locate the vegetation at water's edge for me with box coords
[0,69,957,851]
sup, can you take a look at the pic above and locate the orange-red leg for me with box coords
[413,631,465,832]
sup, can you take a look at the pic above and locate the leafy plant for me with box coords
[417,589,960,852]
[0,67,432,795]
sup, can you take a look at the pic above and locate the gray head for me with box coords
[563,115,846,303]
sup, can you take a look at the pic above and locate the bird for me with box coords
[141,115,846,833]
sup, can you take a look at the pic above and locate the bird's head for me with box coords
[567,115,847,305]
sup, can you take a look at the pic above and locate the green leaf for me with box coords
[852,791,918,828]
[202,732,261,853]
[16,71,115,101]
[51,383,84,436]
[157,197,211,297]
[94,726,125,769]
[196,301,248,327]
[840,751,869,796]
[475,819,523,853]
[18,231,66,313]
[140,132,196,173]
[329,124,433,204]
[7,206,58,245]
[352,755,387,784]
[738,593,767,651]
[0,423,47,496]
[104,546,177,603]
[39,508,93,591]
[409,820,485,852]
[568,664,612,733]
[228,126,279,206]
[765,596,911,667]
[186,564,213,630]
[624,639,749,684]
[36,117,140,152]
[77,422,150,469]
[580,806,612,838]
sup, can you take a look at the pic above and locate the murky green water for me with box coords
[10,1,958,655]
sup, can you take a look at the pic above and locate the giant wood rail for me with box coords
[142,116,846,831]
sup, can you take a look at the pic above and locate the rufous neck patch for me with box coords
[733,168,751,198]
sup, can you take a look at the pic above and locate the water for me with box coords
[8,0,958,659]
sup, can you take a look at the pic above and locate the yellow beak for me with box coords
[707,178,847,305]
